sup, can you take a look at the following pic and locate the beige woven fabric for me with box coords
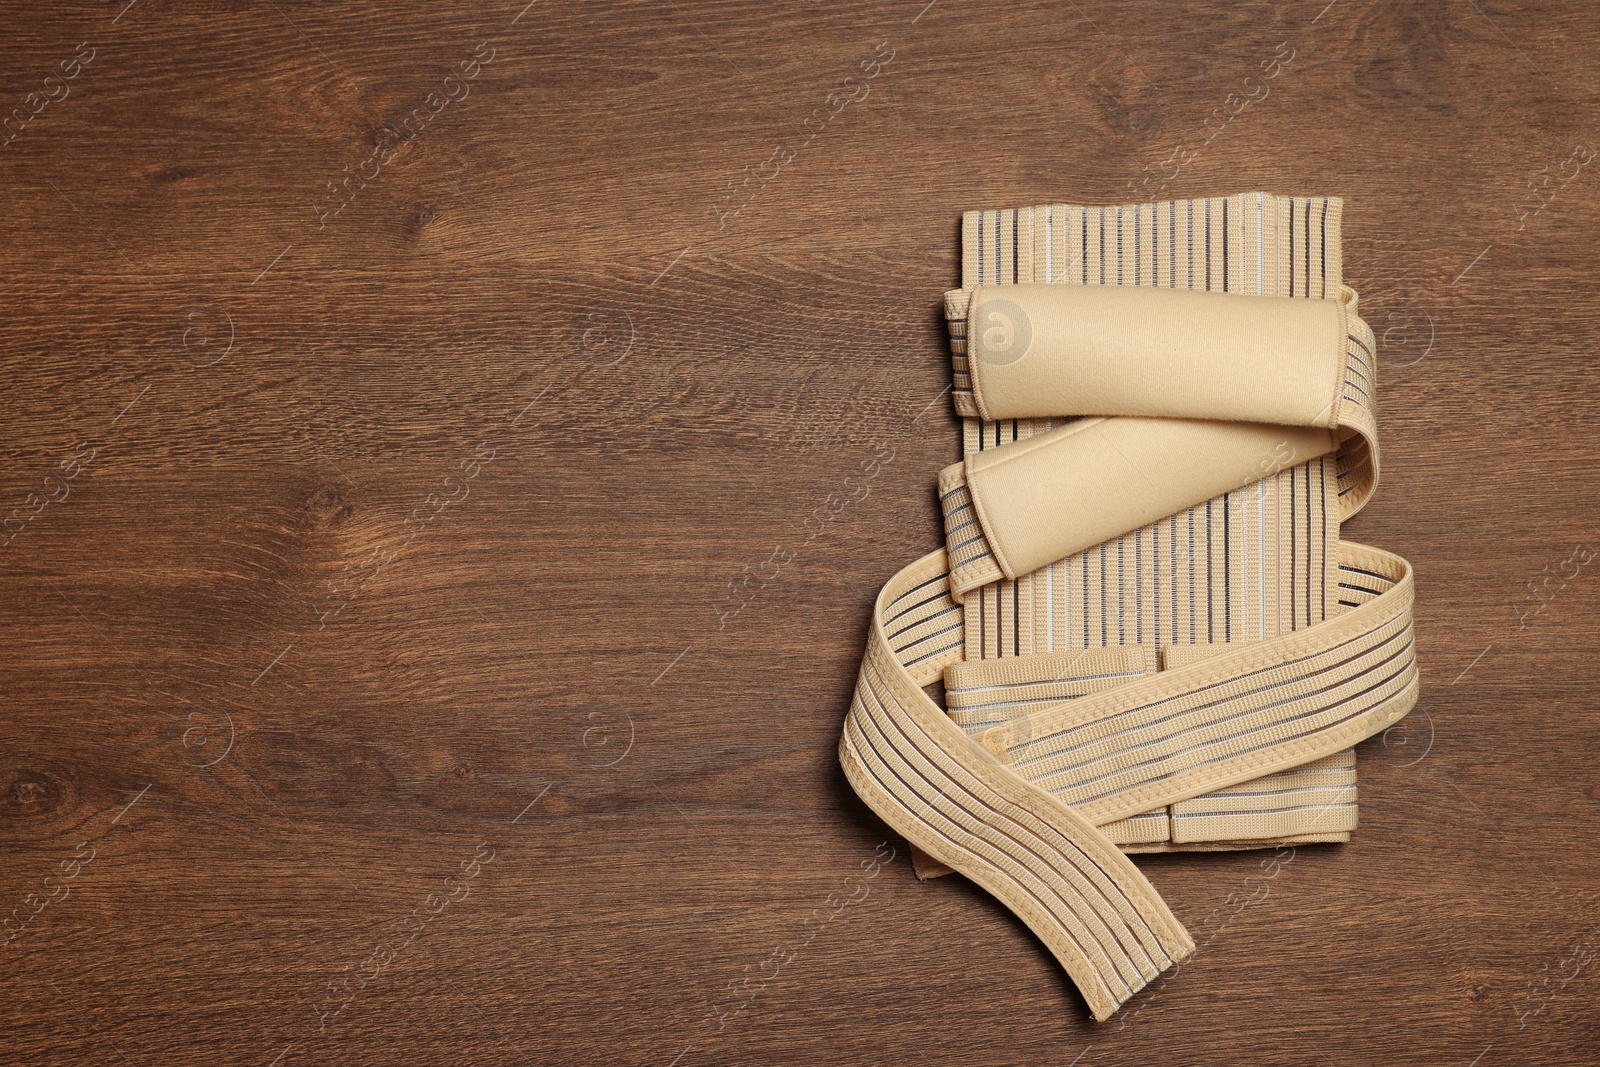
[838,193,1417,1020]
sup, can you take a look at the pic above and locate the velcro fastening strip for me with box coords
[944,644,1156,738]
[942,417,1337,598]
[958,283,1348,427]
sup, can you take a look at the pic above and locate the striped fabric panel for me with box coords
[1343,331,1376,409]
[1337,435,1373,497]
[946,287,973,395]
[1123,830,1354,854]
[1014,601,1413,814]
[954,458,1339,660]
[1169,750,1357,843]
[953,193,1358,848]
[958,417,1056,661]
[1335,322,1380,513]
[1103,810,1172,846]
[880,570,965,684]
[942,457,1348,846]
[1335,560,1392,611]
[961,195,1342,296]
[939,466,1003,594]
[944,646,1153,733]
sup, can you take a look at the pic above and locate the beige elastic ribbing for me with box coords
[839,192,1418,1020]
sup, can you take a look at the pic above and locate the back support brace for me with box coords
[838,193,1417,1020]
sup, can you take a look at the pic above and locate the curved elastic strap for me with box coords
[840,539,1414,1018]
[839,550,1195,1021]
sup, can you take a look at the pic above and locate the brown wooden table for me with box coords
[4,2,1597,1063]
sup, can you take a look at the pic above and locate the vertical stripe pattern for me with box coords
[950,194,1359,849]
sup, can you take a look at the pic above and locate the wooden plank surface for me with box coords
[3,1,1597,1063]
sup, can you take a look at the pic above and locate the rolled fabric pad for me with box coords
[965,283,1348,427]
[959,416,1336,585]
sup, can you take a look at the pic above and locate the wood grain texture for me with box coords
[2,1,1598,1063]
